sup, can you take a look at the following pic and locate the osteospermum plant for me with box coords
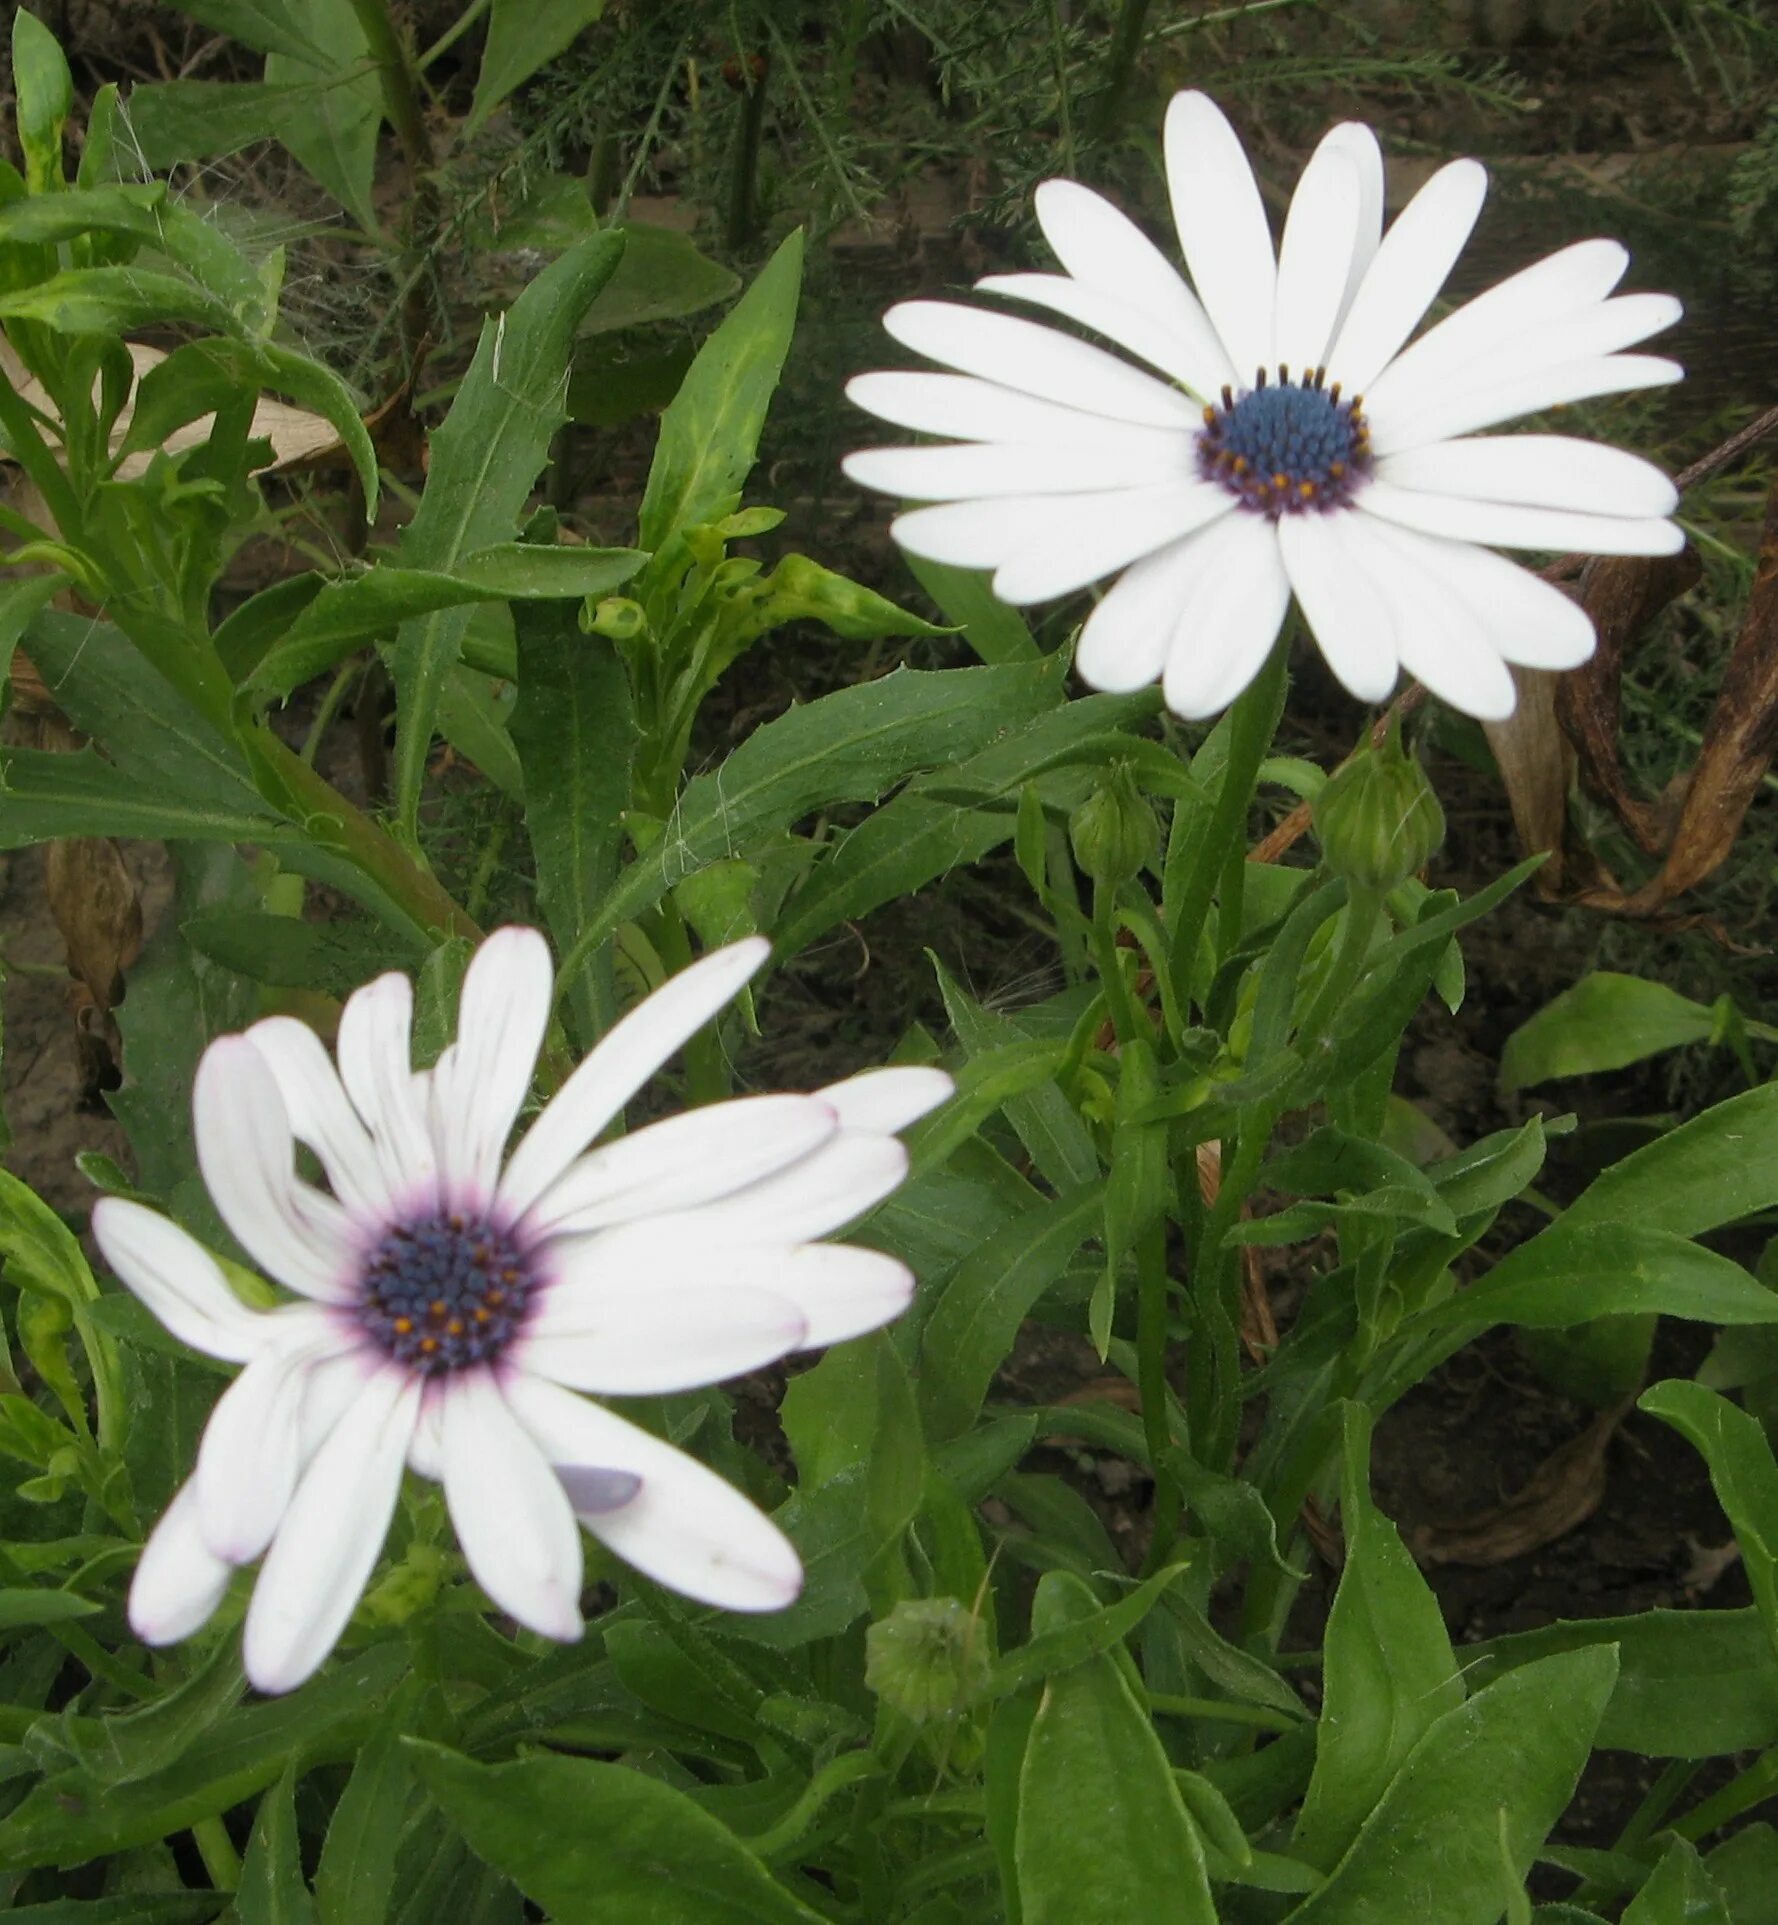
[94,929,948,1693]
[7,16,1778,1918]
[846,91,1685,719]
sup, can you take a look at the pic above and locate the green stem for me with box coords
[1148,1692,1300,1733]
[1136,1217,1183,1569]
[347,0,435,183]
[1670,1744,1778,1843]
[300,659,362,766]
[418,0,491,69]
[1293,887,1384,1063]
[193,1814,242,1892]
[1166,638,1289,1019]
[1089,0,1155,142]
[724,51,770,252]
[1569,1759,1699,1909]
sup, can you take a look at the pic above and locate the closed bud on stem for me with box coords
[864,1597,990,1724]
[1069,761,1158,884]
[1312,718,1445,894]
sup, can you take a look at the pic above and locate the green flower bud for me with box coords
[1069,763,1158,885]
[582,595,646,644]
[865,1597,990,1724]
[1312,723,1445,894]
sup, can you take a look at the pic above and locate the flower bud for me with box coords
[1069,763,1158,884]
[864,1597,990,1724]
[1312,722,1445,894]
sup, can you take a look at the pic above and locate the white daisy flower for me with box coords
[93,929,949,1695]
[843,91,1685,722]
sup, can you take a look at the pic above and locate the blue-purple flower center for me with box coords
[358,1210,537,1375]
[1197,366,1372,519]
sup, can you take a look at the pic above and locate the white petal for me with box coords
[1161,512,1292,719]
[193,1039,354,1304]
[847,370,1180,448]
[1164,91,1277,378]
[1360,237,1629,423]
[1314,123,1385,327]
[526,1093,839,1239]
[499,938,770,1222]
[1381,530,1598,670]
[1368,353,1685,454]
[195,1317,339,1563]
[538,1225,912,1348]
[975,272,1225,399]
[888,494,1086,572]
[130,1479,234,1645]
[243,1017,389,1220]
[672,1131,910,1245]
[1358,477,1683,556]
[884,300,1200,428]
[298,1347,376,1460]
[506,1375,802,1612]
[1277,513,1400,703]
[1338,513,1518,719]
[991,483,1234,605]
[517,1283,808,1393]
[1328,159,1489,393]
[1075,535,1212,694]
[1376,435,1678,518]
[1461,292,1684,388]
[91,1198,267,1363]
[815,1066,953,1135]
[1273,145,1362,374]
[408,1389,446,1482]
[336,971,438,1207]
[843,434,1191,502]
[1032,177,1236,394]
[430,927,553,1205]
[242,1369,419,1695]
[441,1371,583,1640]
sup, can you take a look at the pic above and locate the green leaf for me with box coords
[1501,973,1720,1090]
[1640,1379,1778,1657]
[246,547,644,705]
[985,1563,1192,1703]
[638,231,802,563]
[1559,1083,1778,1240]
[903,554,1040,664]
[1288,1648,1618,1924]
[1704,1824,1778,1921]
[470,0,606,133]
[264,0,382,233]
[1411,1224,1778,1344]
[167,0,329,61]
[407,1743,827,1923]
[119,80,337,171]
[390,229,628,839]
[13,8,73,193]
[181,909,422,996]
[1292,1405,1464,1870]
[1013,1572,1216,1925]
[2,1900,227,1923]
[0,747,273,845]
[0,266,233,335]
[919,1185,1103,1442]
[770,689,1154,960]
[512,599,634,1039]
[0,1586,99,1628]
[1622,1838,1729,1924]
[313,1685,418,1925]
[0,1647,406,1870]
[237,1766,317,1925]
[563,656,1065,988]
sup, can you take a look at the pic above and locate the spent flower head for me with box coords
[93,929,950,1694]
[845,92,1684,722]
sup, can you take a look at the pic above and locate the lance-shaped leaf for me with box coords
[388,229,627,840]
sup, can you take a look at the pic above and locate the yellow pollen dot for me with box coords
[430,1299,447,1317]
[1329,461,1345,478]
[474,1306,491,1323]
[448,1213,465,1232]
[394,1316,413,1335]
[420,1336,438,1354]
[488,1286,506,1306]
[1202,405,1216,425]
[1278,362,1290,382]
[1232,456,1248,475]
[1299,481,1316,499]
[1272,473,1288,490]
[447,1318,465,1337]
[501,1268,519,1284]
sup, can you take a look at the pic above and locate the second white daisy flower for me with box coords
[94,930,950,1695]
[845,91,1684,721]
